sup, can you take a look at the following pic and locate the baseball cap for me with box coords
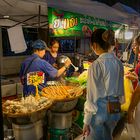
[32,39,47,50]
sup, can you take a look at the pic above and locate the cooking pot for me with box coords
[57,55,79,71]
[48,111,72,129]
[57,55,68,68]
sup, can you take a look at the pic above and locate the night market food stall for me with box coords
[46,7,129,140]
[0,1,131,140]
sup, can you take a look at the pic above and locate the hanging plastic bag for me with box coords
[121,77,134,111]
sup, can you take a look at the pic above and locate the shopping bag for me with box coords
[114,123,135,140]
[75,134,93,140]
[74,134,85,140]
[126,123,135,139]
[121,77,134,111]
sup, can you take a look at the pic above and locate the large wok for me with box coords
[3,99,53,124]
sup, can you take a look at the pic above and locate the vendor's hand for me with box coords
[52,63,58,68]
[83,124,90,136]
[64,58,71,68]
[127,109,135,124]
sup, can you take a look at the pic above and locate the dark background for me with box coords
[91,0,140,13]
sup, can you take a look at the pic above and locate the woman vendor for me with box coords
[44,39,60,68]
[19,39,71,96]
[44,39,75,77]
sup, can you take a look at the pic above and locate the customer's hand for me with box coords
[83,124,90,136]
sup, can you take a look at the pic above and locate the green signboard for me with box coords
[48,7,122,37]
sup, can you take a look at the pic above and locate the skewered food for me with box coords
[41,85,84,101]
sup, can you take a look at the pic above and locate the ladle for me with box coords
[71,63,79,72]
[65,56,79,71]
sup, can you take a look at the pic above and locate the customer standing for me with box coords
[128,34,140,140]
[83,29,124,140]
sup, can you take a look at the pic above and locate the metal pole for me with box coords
[133,29,139,68]
[9,15,37,28]
[38,5,41,28]
[0,58,4,140]
[134,45,139,68]
[38,5,41,38]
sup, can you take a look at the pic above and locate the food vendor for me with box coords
[44,39,60,68]
[19,39,71,96]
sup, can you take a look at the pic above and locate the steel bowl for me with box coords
[56,55,68,68]
[51,98,78,113]
[6,108,47,125]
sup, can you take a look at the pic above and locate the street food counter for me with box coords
[2,79,84,140]
[3,62,135,140]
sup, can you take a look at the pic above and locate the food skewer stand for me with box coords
[41,82,84,140]
[3,96,53,140]
[47,7,126,140]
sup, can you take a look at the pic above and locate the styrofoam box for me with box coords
[2,83,17,97]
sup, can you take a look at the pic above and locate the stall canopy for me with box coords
[112,2,139,16]
[112,2,140,28]
[0,0,129,28]
[0,0,48,27]
[44,0,128,24]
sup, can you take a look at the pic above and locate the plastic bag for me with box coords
[74,125,94,140]
[121,77,134,111]
[74,134,92,140]
[74,135,85,140]
[126,123,135,139]
[114,124,135,140]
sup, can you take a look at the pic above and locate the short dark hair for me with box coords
[91,28,115,51]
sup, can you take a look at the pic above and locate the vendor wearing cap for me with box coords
[19,39,71,96]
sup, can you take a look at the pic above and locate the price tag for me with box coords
[27,71,45,85]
